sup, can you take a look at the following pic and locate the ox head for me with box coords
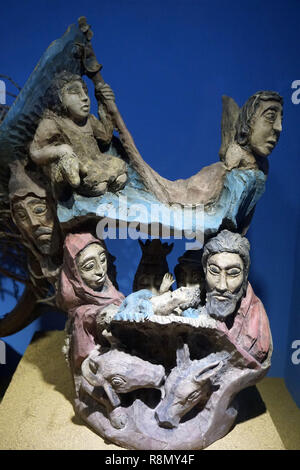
[155,344,227,428]
[81,348,166,408]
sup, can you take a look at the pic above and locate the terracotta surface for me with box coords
[0,330,298,450]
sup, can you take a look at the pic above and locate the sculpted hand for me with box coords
[159,273,175,294]
[95,83,115,102]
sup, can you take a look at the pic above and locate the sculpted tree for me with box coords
[0,171,58,336]
[0,79,60,337]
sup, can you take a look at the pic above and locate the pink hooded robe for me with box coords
[58,233,124,372]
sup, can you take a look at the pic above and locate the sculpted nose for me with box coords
[273,116,282,133]
[28,212,39,227]
[216,272,227,292]
[81,93,89,102]
[97,259,107,276]
[95,264,104,276]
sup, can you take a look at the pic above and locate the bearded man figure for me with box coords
[202,230,271,363]
[9,160,63,287]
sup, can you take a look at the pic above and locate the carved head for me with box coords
[202,230,250,320]
[235,91,283,157]
[155,344,225,429]
[81,349,165,407]
[46,70,90,121]
[76,242,107,291]
[9,162,60,256]
[58,233,124,315]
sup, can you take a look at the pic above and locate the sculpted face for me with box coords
[205,252,245,320]
[76,243,107,291]
[60,80,90,122]
[249,100,282,157]
[12,196,57,256]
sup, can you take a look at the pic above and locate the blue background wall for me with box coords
[0,0,299,403]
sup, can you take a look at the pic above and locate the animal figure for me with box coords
[155,344,228,428]
[80,348,165,428]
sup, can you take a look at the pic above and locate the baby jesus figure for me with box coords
[30,71,127,199]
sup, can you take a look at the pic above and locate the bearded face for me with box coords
[205,252,245,321]
[12,195,60,256]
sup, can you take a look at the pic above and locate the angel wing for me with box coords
[219,95,240,161]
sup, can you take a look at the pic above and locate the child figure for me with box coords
[30,71,127,199]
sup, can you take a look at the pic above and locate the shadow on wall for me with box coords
[285,216,300,407]
[105,236,188,296]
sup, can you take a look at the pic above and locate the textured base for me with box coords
[0,331,298,450]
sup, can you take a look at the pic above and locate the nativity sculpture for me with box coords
[0,16,282,449]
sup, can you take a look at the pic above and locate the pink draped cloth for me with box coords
[217,282,271,364]
[57,233,124,371]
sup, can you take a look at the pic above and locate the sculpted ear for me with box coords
[176,342,191,367]
[81,356,102,387]
[193,360,223,384]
